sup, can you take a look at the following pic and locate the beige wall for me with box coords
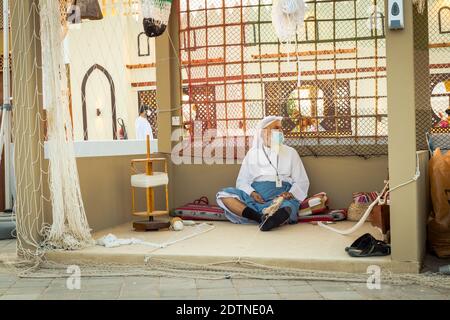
[171,156,388,210]
[71,152,387,232]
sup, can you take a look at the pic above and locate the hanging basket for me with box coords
[140,0,173,37]
[347,202,372,222]
[67,0,103,23]
[271,0,306,42]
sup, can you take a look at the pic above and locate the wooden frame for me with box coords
[438,6,450,34]
[130,137,169,218]
[137,32,151,57]
[81,64,117,140]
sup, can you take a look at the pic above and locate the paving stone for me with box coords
[398,284,444,296]
[159,296,199,300]
[236,286,277,295]
[268,280,308,287]
[232,279,271,288]
[351,287,405,300]
[198,287,238,298]
[79,291,121,300]
[121,283,159,292]
[196,279,234,289]
[120,296,161,300]
[0,275,17,282]
[120,288,159,298]
[319,291,366,300]
[398,291,449,300]
[11,279,52,288]
[308,281,353,292]
[160,278,196,290]
[160,288,198,298]
[238,294,280,300]
[0,294,40,300]
[119,291,160,300]
[48,279,72,289]
[44,286,81,294]
[279,292,324,300]
[79,282,123,292]
[38,293,81,300]
[81,278,123,286]
[4,286,47,295]
[123,276,160,286]
[206,295,239,300]
[0,281,14,289]
[122,284,160,292]
[273,284,316,294]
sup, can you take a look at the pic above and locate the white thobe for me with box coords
[236,144,310,202]
[135,117,154,140]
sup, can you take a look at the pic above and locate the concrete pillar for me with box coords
[155,0,181,155]
[11,0,44,256]
[155,0,181,209]
[386,0,427,266]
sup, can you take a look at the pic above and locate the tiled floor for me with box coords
[1,239,449,300]
[0,271,448,300]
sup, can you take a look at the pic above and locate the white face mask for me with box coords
[271,130,285,147]
[146,110,151,117]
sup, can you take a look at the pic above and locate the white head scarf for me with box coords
[251,116,283,149]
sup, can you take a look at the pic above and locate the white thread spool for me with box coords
[172,220,184,231]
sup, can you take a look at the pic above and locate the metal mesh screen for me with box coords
[416,1,450,152]
[179,0,388,157]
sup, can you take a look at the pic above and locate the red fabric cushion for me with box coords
[172,197,227,221]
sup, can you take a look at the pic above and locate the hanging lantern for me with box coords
[141,0,173,37]
[67,0,103,23]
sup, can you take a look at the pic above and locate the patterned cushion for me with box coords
[171,197,227,221]
[298,192,329,217]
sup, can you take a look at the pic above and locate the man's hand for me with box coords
[251,192,265,204]
[280,192,294,200]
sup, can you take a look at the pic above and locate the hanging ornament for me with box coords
[271,0,306,42]
[412,0,426,14]
[67,0,103,24]
[140,0,173,37]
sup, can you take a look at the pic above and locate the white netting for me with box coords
[8,0,164,263]
[271,0,306,42]
[140,0,172,25]
[1,255,450,290]
[39,0,93,251]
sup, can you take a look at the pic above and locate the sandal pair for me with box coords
[345,233,391,257]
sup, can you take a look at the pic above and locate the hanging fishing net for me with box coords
[272,0,306,42]
[39,0,94,251]
[67,0,104,22]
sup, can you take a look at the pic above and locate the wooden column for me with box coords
[155,0,181,210]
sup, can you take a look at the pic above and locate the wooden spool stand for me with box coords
[131,135,170,231]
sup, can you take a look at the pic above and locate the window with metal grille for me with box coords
[0,0,3,30]
[179,0,387,157]
[438,6,450,34]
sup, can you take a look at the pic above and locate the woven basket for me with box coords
[347,203,372,222]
